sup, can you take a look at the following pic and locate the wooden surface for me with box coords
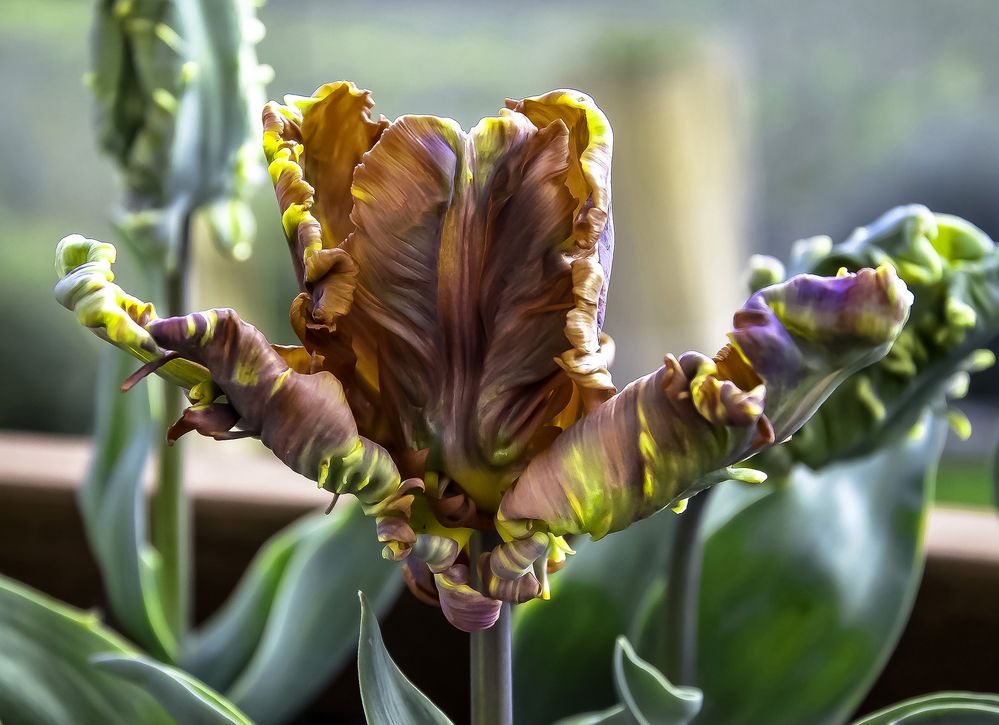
[1,431,998,721]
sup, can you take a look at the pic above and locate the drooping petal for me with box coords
[722,265,912,442]
[143,308,426,562]
[499,268,911,540]
[146,309,396,496]
[53,235,213,393]
[434,564,502,633]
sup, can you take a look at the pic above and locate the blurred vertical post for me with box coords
[589,33,752,383]
[583,32,752,686]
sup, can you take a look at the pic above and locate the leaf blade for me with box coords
[92,654,253,725]
[180,514,315,691]
[854,692,999,724]
[614,637,702,725]
[357,590,453,725]
[79,348,176,660]
[0,574,171,725]
[694,415,948,724]
[512,514,675,724]
[223,504,403,723]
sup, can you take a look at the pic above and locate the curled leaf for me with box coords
[853,692,999,724]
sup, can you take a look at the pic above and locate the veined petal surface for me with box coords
[499,268,910,539]
[265,85,616,511]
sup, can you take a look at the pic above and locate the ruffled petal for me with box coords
[723,265,912,442]
[324,91,617,509]
[340,113,463,452]
[262,81,388,287]
[498,90,617,416]
[165,402,240,443]
[146,309,396,494]
[142,308,425,562]
[499,268,911,540]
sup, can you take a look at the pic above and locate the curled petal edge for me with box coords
[496,267,911,568]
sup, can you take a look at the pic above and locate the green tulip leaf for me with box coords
[78,347,176,661]
[854,692,999,723]
[555,705,632,724]
[213,504,403,724]
[513,514,675,724]
[180,513,324,692]
[555,637,702,725]
[694,413,948,724]
[0,574,171,725]
[92,654,252,725]
[614,637,702,725]
[357,591,453,725]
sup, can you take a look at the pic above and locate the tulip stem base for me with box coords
[664,488,712,686]
[470,531,513,725]
[150,216,193,640]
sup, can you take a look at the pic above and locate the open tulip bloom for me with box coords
[56,81,913,632]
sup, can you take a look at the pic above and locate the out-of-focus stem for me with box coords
[151,214,193,639]
[469,531,513,725]
[664,488,712,686]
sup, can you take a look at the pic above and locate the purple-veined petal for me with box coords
[498,268,911,540]
[263,85,617,511]
[144,308,421,559]
[434,564,502,632]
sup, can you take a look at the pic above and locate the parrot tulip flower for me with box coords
[55,82,912,631]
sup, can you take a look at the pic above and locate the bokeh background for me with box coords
[4,0,998,498]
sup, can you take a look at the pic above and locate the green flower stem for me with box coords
[150,217,193,639]
[469,531,513,725]
[663,488,712,686]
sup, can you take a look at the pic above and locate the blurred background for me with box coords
[3,2,999,722]
[4,0,997,505]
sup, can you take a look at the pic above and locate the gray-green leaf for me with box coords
[556,705,632,724]
[219,504,403,724]
[854,692,999,723]
[0,574,171,725]
[180,512,324,692]
[357,591,453,725]
[93,654,253,725]
[78,348,176,661]
[693,414,947,724]
[615,637,702,725]
[513,514,675,724]
[555,637,702,725]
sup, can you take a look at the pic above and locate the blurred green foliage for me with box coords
[936,459,994,508]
